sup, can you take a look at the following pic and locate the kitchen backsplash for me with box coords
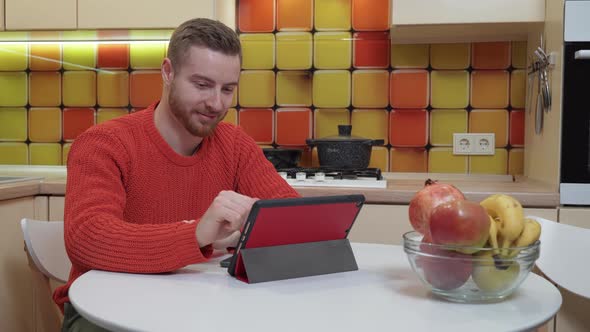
[0,0,526,175]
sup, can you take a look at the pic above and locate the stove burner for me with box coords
[276,167,383,180]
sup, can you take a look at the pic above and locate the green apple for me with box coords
[472,251,520,292]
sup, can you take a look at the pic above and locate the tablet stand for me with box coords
[234,239,358,284]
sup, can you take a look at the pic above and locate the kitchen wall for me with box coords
[0,0,527,175]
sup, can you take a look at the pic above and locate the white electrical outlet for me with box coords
[453,133,495,155]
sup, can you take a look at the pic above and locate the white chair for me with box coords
[21,218,72,332]
[532,216,590,299]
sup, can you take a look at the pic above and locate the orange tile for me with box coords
[97,71,129,107]
[351,109,389,145]
[352,0,390,31]
[62,71,97,107]
[277,0,313,31]
[472,42,511,70]
[97,43,130,69]
[428,147,468,173]
[389,109,428,147]
[353,31,390,68]
[275,108,312,146]
[28,107,62,143]
[63,108,95,141]
[29,72,61,107]
[508,148,524,175]
[238,108,274,144]
[509,110,525,147]
[29,44,61,71]
[390,70,429,109]
[238,0,275,32]
[352,70,389,108]
[390,148,428,172]
[469,109,509,147]
[314,109,350,139]
[470,70,509,109]
[510,69,526,109]
[129,71,163,108]
[469,149,508,174]
[368,146,389,171]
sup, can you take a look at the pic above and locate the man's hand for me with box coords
[212,230,241,250]
[196,191,257,247]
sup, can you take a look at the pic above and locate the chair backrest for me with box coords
[533,216,590,299]
[20,218,71,283]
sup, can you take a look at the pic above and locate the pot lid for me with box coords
[312,125,372,142]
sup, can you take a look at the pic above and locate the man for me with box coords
[55,18,299,331]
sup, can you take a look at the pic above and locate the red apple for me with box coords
[418,235,473,290]
[429,200,490,254]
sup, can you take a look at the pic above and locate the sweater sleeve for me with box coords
[64,128,212,274]
[233,127,300,199]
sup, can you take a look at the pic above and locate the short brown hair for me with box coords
[167,18,241,70]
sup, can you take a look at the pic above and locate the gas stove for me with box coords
[276,167,387,189]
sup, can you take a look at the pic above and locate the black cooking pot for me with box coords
[306,125,384,169]
[262,148,303,169]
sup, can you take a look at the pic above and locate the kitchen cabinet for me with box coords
[0,0,5,30]
[49,196,65,221]
[0,196,48,332]
[5,0,76,30]
[78,0,216,29]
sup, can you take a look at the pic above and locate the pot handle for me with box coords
[306,139,316,147]
[371,139,385,146]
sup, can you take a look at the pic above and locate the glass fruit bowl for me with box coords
[403,231,540,303]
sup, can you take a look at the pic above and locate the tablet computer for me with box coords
[227,194,365,281]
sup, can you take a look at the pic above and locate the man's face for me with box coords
[167,46,240,137]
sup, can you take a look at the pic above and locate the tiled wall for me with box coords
[0,0,527,175]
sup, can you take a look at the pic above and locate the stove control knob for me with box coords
[278,172,288,180]
[295,172,307,181]
[315,172,325,181]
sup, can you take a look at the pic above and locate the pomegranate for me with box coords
[408,179,465,236]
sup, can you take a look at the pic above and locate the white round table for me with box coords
[69,243,562,332]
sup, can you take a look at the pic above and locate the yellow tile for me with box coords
[0,108,27,141]
[469,109,509,147]
[469,148,508,174]
[0,31,29,41]
[351,109,389,144]
[430,109,468,146]
[428,147,468,173]
[240,33,275,70]
[61,30,97,41]
[62,143,72,165]
[276,71,312,106]
[29,143,62,166]
[390,148,428,172]
[222,108,238,125]
[352,70,389,108]
[508,148,524,175]
[510,69,526,109]
[29,72,61,107]
[96,108,128,124]
[511,41,527,69]
[130,42,166,69]
[231,87,238,107]
[314,32,352,69]
[368,146,389,171]
[430,43,471,69]
[63,71,97,107]
[314,109,350,138]
[28,108,62,142]
[430,70,469,109]
[63,43,97,70]
[0,44,28,71]
[391,44,429,68]
[0,143,28,165]
[238,71,275,107]
[0,72,28,107]
[276,32,313,70]
[315,0,351,31]
[97,71,129,107]
[312,70,351,108]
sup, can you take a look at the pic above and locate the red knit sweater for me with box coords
[53,103,299,310]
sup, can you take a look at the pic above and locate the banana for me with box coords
[486,215,501,256]
[480,194,525,257]
[506,218,541,258]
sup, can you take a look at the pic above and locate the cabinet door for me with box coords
[49,196,65,221]
[348,204,412,246]
[78,0,215,29]
[5,0,76,30]
[524,208,558,222]
[0,0,5,31]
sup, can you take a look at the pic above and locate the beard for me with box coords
[168,82,224,137]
